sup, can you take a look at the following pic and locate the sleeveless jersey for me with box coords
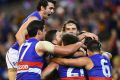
[11,11,42,51]
[16,38,44,80]
[88,54,112,80]
[58,57,86,80]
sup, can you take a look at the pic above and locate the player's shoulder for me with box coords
[28,16,39,21]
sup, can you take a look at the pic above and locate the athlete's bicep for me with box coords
[16,16,38,45]
[35,41,55,54]
[52,57,90,67]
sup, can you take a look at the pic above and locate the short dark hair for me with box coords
[62,33,79,45]
[62,20,80,32]
[45,30,57,42]
[37,0,56,11]
[84,37,93,45]
[86,40,101,52]
[27,20,44,37]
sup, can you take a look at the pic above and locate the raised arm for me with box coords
[35,41,85,56]
[15,17,38,46]
[41,62,58,80]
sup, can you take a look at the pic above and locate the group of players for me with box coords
[5,0,112,80]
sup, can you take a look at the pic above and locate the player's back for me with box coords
[16,38,44,80]
[58,57,86,80]
[88,54,112,80]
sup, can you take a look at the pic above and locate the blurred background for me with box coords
[0,0,120,80]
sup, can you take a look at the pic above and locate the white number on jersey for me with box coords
[101,59,111,77]
[19,42,32,61]
[67,67,84,77]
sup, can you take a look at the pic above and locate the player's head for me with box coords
[62,20,80,35]
[45,29,58,45]
[37,0,56,19]
[27,20,45,40]
[85,39,101,56]
[62,33,79,46]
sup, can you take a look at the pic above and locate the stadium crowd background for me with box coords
[0,0,120,80]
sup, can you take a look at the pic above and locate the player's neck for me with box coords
[38,11,43,19]
[35,35,43,41]
[93,51,100,55]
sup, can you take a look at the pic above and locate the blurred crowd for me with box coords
[0,0,120,80]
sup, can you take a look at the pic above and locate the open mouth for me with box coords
[48,14,51,16]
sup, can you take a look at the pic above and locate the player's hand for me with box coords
[78,32,98,41]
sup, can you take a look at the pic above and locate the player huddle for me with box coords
[5,0,112,80]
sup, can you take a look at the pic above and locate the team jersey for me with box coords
[58,57,86,80]
[22,11,42,23]
[16,38,44,80]
[88,54,112,80]
[6,11,42,69]
[11,11,42,51]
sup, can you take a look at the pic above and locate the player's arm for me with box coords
[15,16,38,46]
[51,57,93,70]
[35,41,85,56]
[8,68,17,80]
[78,32,98,41]
[41,62,58,80]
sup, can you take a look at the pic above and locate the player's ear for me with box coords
[37,30,42,35]
[41,6,45,11]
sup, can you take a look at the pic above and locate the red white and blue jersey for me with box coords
[88,54,112,80]
[11,11,42,51]
[58,57,86,80]
[16,38,44,80]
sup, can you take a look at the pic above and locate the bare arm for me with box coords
[51,57,93,70]
[15,16,38,46]
[8,68,17,80]
[41,62,58,80]
[78,32,98,41]
[35,41,85,56]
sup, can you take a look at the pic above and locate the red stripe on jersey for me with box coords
[89,77,112,80]
[60,76,86,80]
[17,61,43,71]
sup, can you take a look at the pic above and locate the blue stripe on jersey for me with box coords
[88,54,112,78]
[17,72,41,80]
